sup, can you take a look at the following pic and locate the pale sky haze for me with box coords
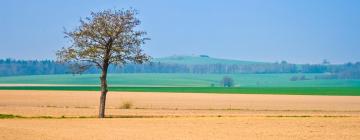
[0,0,359,64]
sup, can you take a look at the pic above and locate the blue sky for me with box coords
[0,0,359,64]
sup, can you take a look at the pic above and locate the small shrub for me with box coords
[120,101,133,109]
[0,114,17,119]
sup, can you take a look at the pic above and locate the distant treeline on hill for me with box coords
[1,58,360,79]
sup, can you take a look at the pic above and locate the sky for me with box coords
[0,0,359,64]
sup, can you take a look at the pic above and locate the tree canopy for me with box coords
[57,9,149,70]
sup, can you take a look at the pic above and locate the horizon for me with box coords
[1,54,358,65]
[1,0,360,64]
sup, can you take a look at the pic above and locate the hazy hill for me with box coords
[152,55,264,65]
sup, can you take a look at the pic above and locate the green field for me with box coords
[0,73,360,87]
[1,73,360,96]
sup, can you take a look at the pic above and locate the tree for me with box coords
[221,76,234,87]
[57,9,149,118]
[322,59,330,65]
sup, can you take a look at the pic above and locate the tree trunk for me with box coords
[99,40,112,118]
[99,65,108,118]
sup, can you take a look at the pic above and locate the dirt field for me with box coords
[1,90,360,140]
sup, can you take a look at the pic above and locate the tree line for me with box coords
[1,58,360,79]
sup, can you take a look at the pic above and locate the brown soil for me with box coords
[0,90,360,140]
[1,117,360,140]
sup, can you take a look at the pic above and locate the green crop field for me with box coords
[1,73,360,87]
[1,73,360,96]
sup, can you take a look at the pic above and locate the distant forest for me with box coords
[1,59,360,79]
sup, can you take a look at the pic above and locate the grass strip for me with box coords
[0,114,355,119]
[0,86,360,96]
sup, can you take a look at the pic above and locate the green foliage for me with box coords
[0,114,22,119]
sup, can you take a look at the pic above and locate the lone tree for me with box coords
[221,76,234,87]
[57,9,149,118]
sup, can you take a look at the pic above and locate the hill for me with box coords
[152,55,263,65]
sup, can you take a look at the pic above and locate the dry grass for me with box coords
[1,117,360,140]
[119,101,133,109]
[1,90,360,140]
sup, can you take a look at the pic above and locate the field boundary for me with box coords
[0,86,360,96]
[1,114,357,120]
